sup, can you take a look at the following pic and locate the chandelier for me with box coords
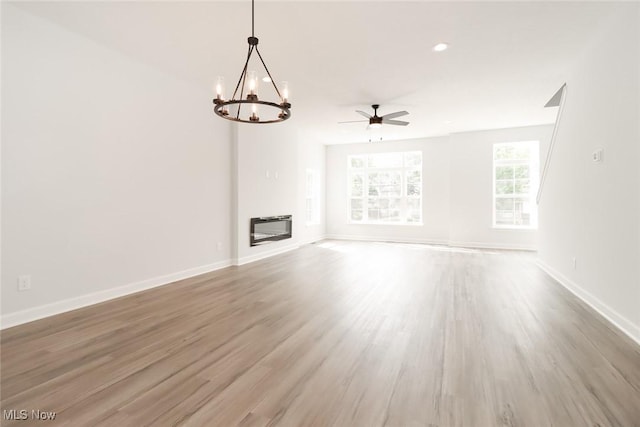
[213,0,291,124]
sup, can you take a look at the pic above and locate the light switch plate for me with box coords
[592,149,603,163]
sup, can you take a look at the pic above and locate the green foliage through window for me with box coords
[493,141,539,228]
[348,152,422,224]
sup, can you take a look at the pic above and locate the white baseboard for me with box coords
[325,235,535,251]
[233,242,300,266]
[0,259,232,330]
[325,234,450,246]
[299,235,328,246]
[448,240,536,251]
[537,259,640,346]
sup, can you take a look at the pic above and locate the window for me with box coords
[493,141,540,228]
[348,151,422,224]
[305,169,320,225]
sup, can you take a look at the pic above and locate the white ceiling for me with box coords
[12,1,620,144]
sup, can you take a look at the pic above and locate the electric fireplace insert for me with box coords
[250,215,292,246]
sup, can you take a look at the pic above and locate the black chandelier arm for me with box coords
[231,44,254,102]
[254,47,283,100]
[235,44,255,119]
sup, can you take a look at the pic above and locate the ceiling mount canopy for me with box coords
[213,0,291,124]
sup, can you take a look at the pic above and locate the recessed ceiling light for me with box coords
[262,76,272,83]
[444,120,453,124]
[433,43,449,52]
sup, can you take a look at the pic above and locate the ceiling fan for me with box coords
[339,104,409,128]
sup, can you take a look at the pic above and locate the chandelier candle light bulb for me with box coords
[248,71,257,96]
[250,104,259,122]
[215,76,225,100]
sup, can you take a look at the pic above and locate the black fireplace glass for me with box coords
[250,215,292,246]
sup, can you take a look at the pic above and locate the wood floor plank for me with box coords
[2,240,639,426]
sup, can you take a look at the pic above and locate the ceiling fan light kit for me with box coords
[213,0,291,124]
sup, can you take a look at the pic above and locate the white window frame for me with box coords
[305,168,321,226]
[492,141,540,230]
[347,151,422,225]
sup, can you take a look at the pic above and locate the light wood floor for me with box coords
[1,240,639,426]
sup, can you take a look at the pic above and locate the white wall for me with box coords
[537,5,640,343]
[449,126,552,250]
[233,124,325,264]
[297,140,326,245]
[1,5,232,325]
[234,124,298,264]
[326,125,552,249]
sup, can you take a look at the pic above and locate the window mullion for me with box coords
[363,166,369,223]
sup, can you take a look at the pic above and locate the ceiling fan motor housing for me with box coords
[370,104,382,126]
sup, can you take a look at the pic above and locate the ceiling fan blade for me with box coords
[355,110,372,119]
[338,120,368,124]
[381,110,409,120]
[382,119,410,126]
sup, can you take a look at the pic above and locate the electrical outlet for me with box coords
[18,275,31,291]
[217,242,222,251]
[572,257,577,270]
